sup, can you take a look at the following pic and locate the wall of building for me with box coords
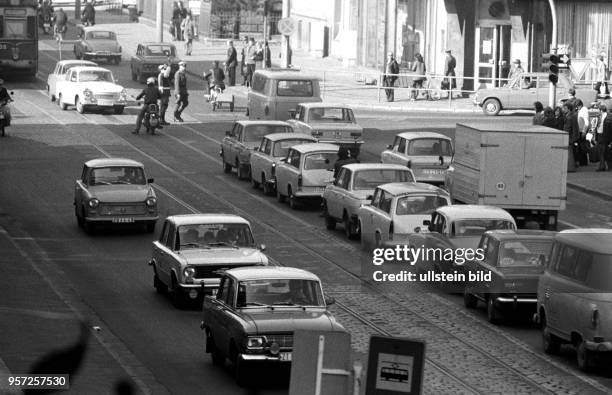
[290,0,335,57]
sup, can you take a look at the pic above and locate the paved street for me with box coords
[1,8,612,395]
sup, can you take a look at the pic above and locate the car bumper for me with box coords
[85,215,158,223]
[84,52,122,58]
[294,188,327,198]
[494,295,538,304]
[585,340,612,352]
[239,353,292,362]
[82,100,128,108]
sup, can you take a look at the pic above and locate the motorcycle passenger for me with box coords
[203,60,225,102]
[157,64,172,125]
[0,79,13,126]
[53,7,68,39]
[133,77,162,134]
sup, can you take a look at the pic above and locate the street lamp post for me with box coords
[156,0,163,42]
[548,0,557,107]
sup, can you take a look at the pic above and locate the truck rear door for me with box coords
[522,135,567,208]
[482,133,525,204]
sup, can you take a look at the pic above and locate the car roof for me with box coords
[483,229,557,242]
[377,182,449,196]
[56,60,97,67]
[341,163,413,172]
[290,143,340,153]
[299,102,352,109]
[226,266,320,281]
[436,205,515,221]
[253,69,319,80]
[85,158,143,168]
[555,229,612,254]
[166,214,250,226]
[235,120,292,127]
[395,131,451,140]
[80,26,115,34]
[70,66,112,73]
[139,42,176,47]
[263,133,317,142]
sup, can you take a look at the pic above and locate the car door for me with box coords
[207,277,231,355]
[477,237,499,299]
[229,124,243,165]
[508,74,537,108]
[373,191,394,243]
[545,243,579,334]
[359,187,382,246]
[215,277,236,356]
[250,137,268,182]
[283,149,301,195]
[152,220,172,284]
[382,137,408,165]
[159,221,178,284]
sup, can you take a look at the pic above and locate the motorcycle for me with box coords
[142,103,160,134]
[0,92,14,137]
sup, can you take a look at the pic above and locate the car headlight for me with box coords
[120,89,128,101]
[88,198,99,208]
[183,266,195,278]
[146,197,157,207]
[246,336,265,349]
[83,88,93,97]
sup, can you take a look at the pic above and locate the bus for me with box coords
[0,0,38,78]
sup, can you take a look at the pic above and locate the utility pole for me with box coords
[281,0,290,68]
[548,0,557,107]
[75,0,81,20]
[156,0,163,42]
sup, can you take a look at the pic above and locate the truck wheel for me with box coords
[482,98,501,116]
[463,289,478,308]
[541,314,560,354]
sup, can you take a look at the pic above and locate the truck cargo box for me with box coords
[446,122,567,211]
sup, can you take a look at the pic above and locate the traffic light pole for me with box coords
[548,0,557,107]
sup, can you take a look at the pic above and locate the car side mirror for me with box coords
[259,244,266,251]
[147,178,154,183]
[325,296,335,306]
[387,144,392,149]
[288,109,296,118]
[225,130,231,136]
[422,219,431,226]
[366,195,373,200]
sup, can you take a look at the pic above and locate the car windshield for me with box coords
[303,152,337,170]
[79,70,113,82]
[272,139,314,157]
[145,45,175,56]
[498,240,553,267]
[407,138,453,156]
[453,219,515,237]
[352,170,415,190]
[396,195,449,215]
[89,166,145,185]
[86,31,116,40]
[237,279,325,307]
[176,223,254,249]
[308,107,354,123]
[244,125,291,142]
[582,254,612,291]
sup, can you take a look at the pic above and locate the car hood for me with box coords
[310,124,363,131]
[141,56,179,64]
[178,248,266,265]
[240,309,336,333]
[88,185,152,202]
[86,40,120,52]
[82,81,124,93]
[347,189,372,200]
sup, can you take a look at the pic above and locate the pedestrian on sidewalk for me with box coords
[602,105,612,171]
[553,106,565,130]
[264,40,272,69]
[383,52,399,102]
[240,36,249,86]
[507,59,524,82]
[181,11,194,56]
[563,102,579,172]
[595,55,608,96]
[169,17,176,41]
[443,49,457,98]
[576,99,590,166]
[410,53,426,101]
[226,40,237,86]
[173,61,188,122]
[82,0,95,26]
[172,2,182,41]
[157,64,172,125]
[532,101,545,125]
[178,1,188,40]
[188,0,200,38]
[255,41,264,70]
[245,37,257,88]
[596,104,608,171]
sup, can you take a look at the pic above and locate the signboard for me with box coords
[277,17,297,36]
[366,336,425,395]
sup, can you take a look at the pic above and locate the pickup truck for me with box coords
[474,72,597,115]
[445,123,568,230]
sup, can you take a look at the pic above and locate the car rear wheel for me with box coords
[576,339,593,372]
[288,186,299,209]
[541,314,560,354]
[343,213,358,240]
[323,201,336,230]
[482,98,501,116]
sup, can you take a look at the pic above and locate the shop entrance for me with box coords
[475,24,511,88]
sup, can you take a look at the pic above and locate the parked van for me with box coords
[535,229,612,372]
[247,69,322,121]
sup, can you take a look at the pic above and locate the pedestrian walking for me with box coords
[178,1,188,39]
[264,40,272,69]
[188,0,200,38]
[565,88,577,108]
[563,102,579,171]
[603,106,612,170]
[542,106,556,128]
[576,99,590,166]
[82,0,95,26]
[410,53,426,101]
[383,52,399,102]
[245,37,257,88]
[157,64,172,125]
[443,49,457,98]
[595,55,608,96]
[507,59,524,82]
[553,106,565,130]
[225,40,237,86]
[254,41,264,70]
[172,2,182,41]
[532,102,545,125]
[240,36,249,86]
[173,61,188,122]
[169,17,176,41]
[181,11,194,56]
[596,104,608,171]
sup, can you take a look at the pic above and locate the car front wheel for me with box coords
[541,313,560,354]
[482,98,501,116]
[76,96,85,114]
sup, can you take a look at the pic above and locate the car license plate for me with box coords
[99,52,111,56]
[422,169,443,175]
[98,100,113,106]
[112,217,134,223]
[279,352,292,361]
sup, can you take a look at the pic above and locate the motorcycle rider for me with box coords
[39,1,53,30]
[203,60,225,102]
[133,77,162,134]
[0,79,12,126]
[53,7,68,39]
[157,64,172,125]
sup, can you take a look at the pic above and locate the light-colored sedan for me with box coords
[74,158,158,234]
[380,131,453,186]
[47,59,97,102]
[322,163,415,239]
[275,143,339,209]
[359,182,451,249]
[249,133,318,195]
[220,120,293,180]
[56,66,128,114]
[148,214,269,308]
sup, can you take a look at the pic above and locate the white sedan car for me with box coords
[47,60,97,102]
[56,66,128,114]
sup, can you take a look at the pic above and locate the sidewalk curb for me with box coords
[567,181,612,201]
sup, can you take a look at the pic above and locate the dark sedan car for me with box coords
[463,230,555,324]
[74,26,122,64]
[130,42,180,83]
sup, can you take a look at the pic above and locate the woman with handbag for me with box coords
[181,12,194,56]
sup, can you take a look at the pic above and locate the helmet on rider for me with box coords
[146,77,156,86]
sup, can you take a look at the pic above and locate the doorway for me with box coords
[475,24,511,88]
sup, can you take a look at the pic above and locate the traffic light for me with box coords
[542,53,559,85]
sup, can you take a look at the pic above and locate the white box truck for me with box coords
[445,122,568,230]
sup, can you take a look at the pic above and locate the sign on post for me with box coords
[365,336,426,395]
[277,17,297,36]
